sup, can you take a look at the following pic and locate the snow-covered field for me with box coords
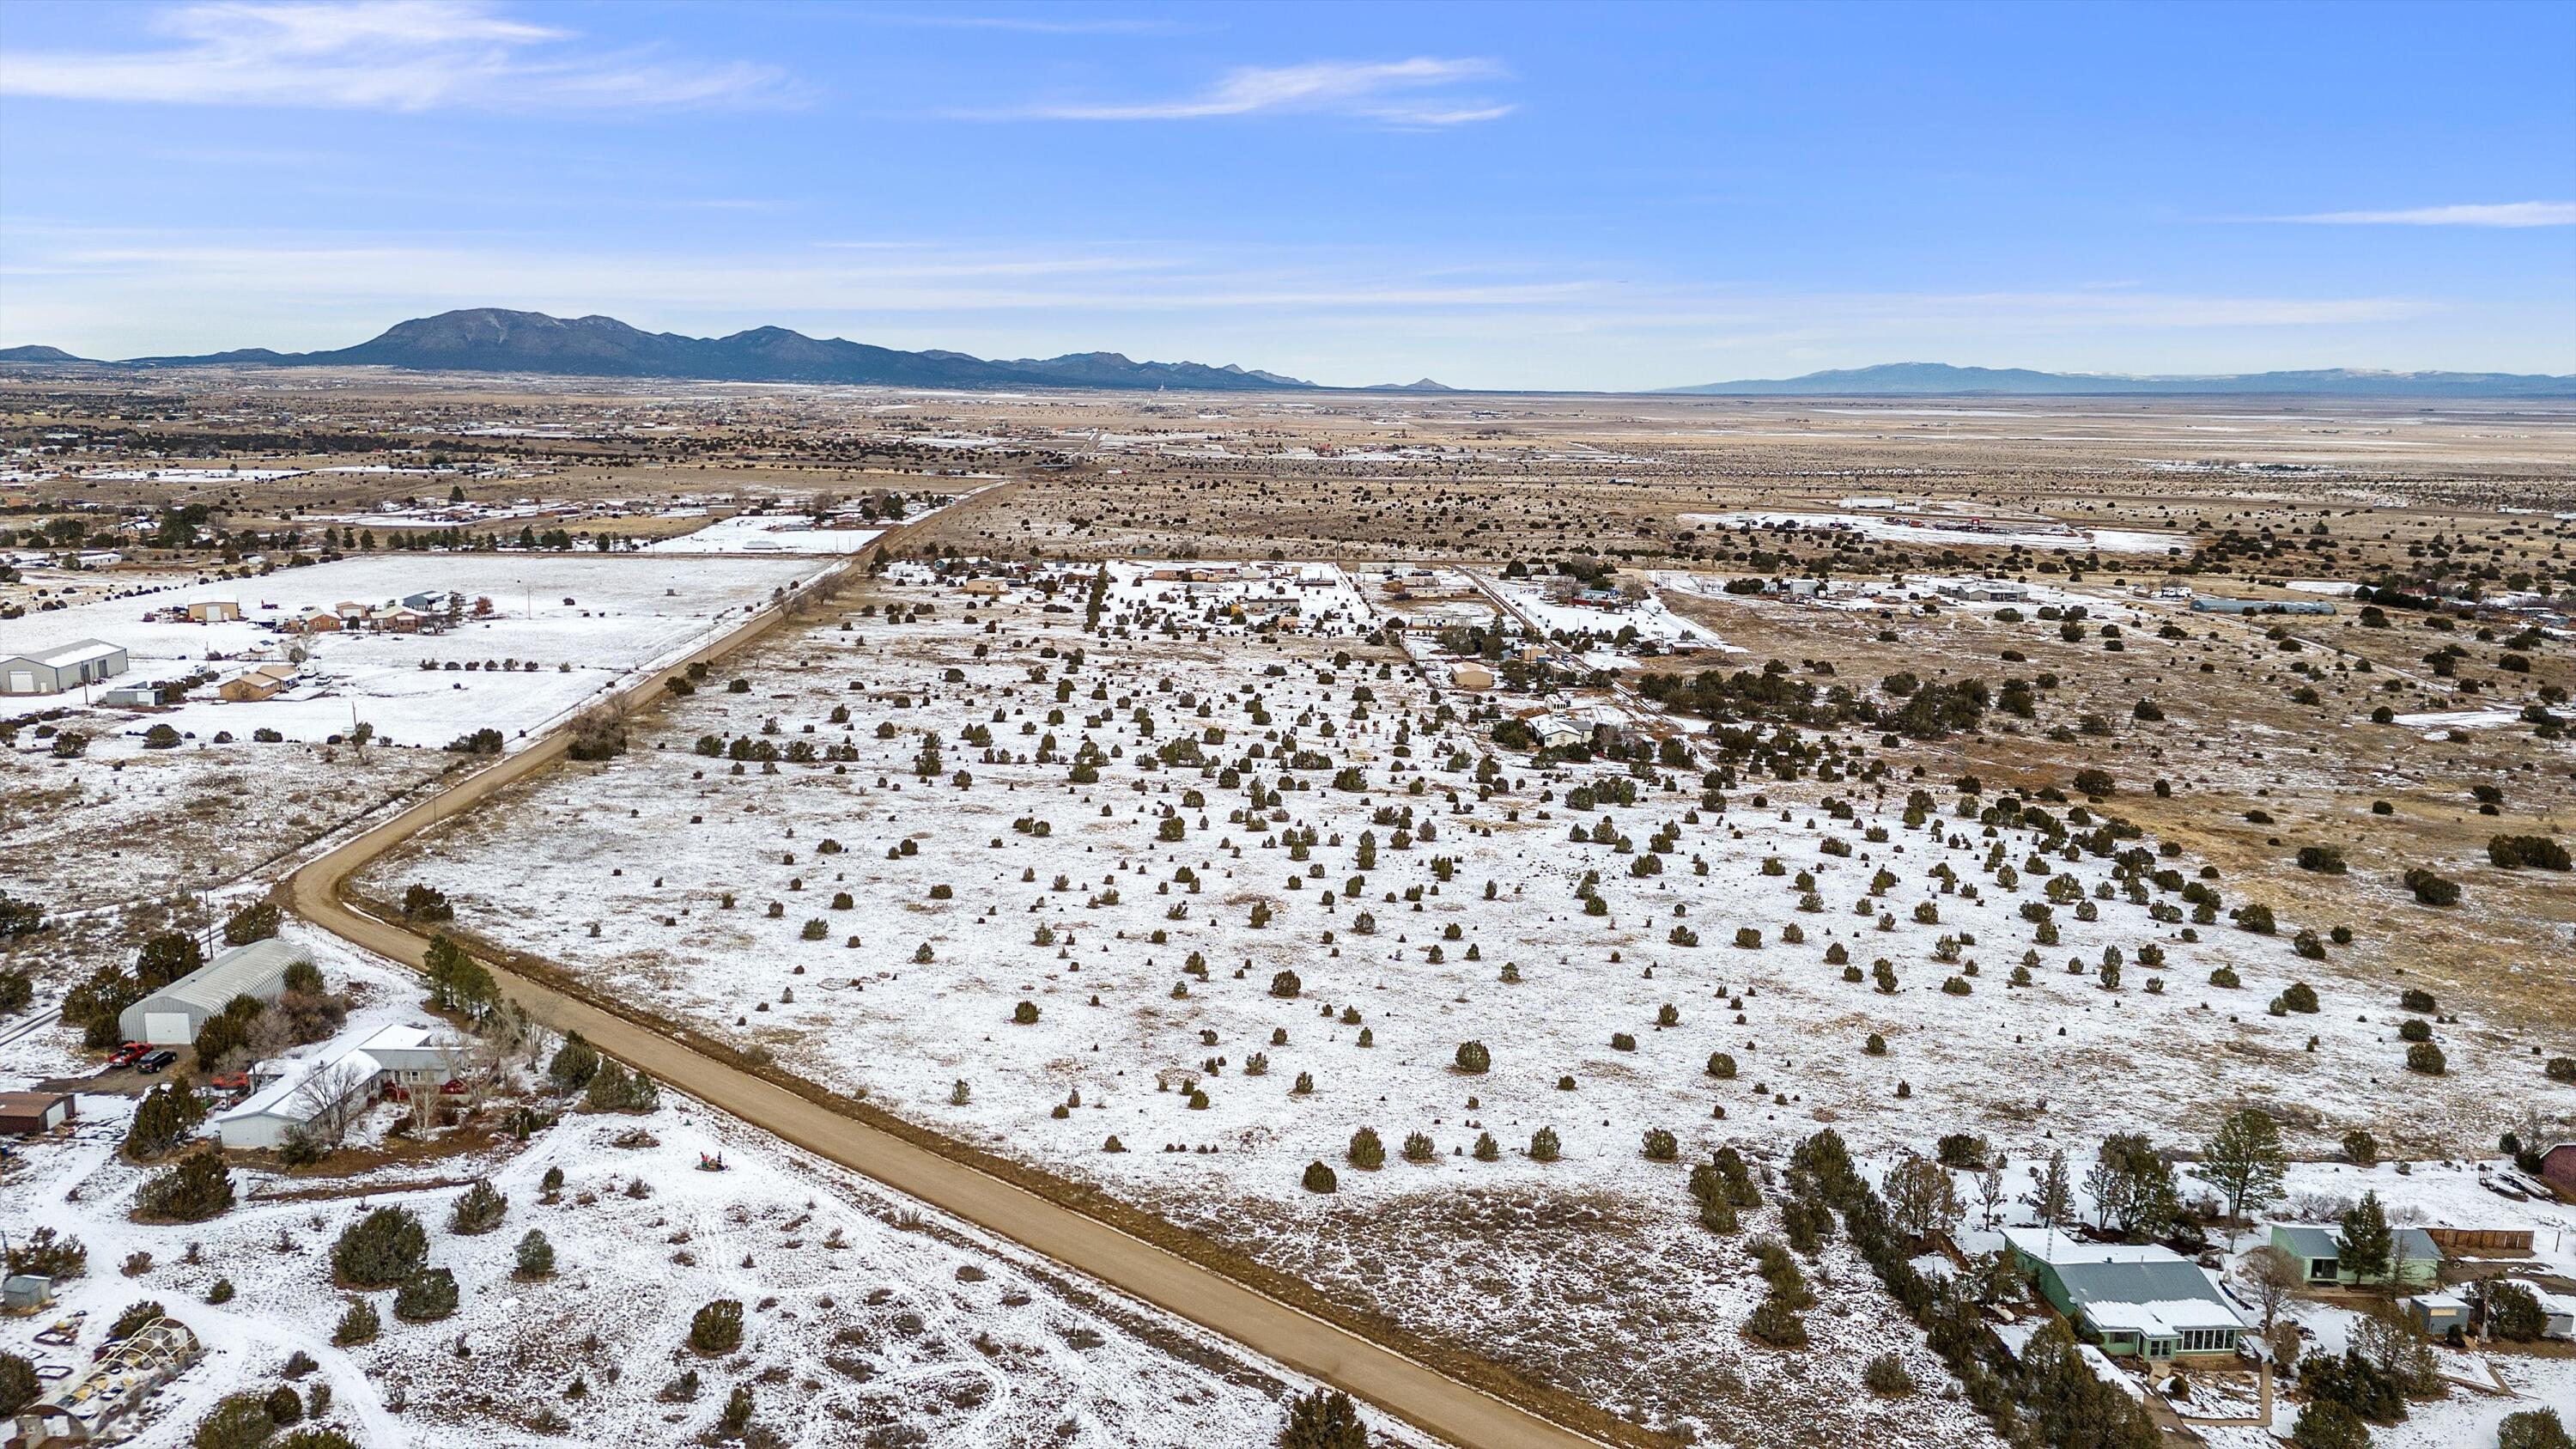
[639,514,885,555]
[361,558,2574,1441]
[1,554,826,749]
[0,930,1430,1449]
[1683,510,2186,555]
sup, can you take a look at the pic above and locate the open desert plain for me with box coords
[4,3,2574,1447]
[3,366,2572,1449]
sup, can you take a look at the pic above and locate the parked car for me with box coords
[106,1042,148,1068]
[137,1050,179,1075]
[209,1071,251,1092]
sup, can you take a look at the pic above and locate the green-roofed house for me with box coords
[2268,1224,2444,1289]
[2001,1227,2250,1363]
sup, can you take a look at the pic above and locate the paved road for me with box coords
[284,515,1619,1449]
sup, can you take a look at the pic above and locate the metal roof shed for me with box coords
[118,939,313,1047]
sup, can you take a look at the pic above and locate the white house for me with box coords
[212,1022,463,1150]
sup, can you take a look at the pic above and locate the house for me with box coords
[374,606,428,633]
[117,939,312,1046]
[12,1312,201,1446]
[2540,1142,2576,1201]
[0,1090,75,1134]
[2405,1292,2471,1338]
[183,600,240,623]
[398,591,445,611]
[1,639,128,695]
[2269,1223,2445,1289]
[216,663,295,702]
[959,577,1008,596]
[210,1022,460,1149]
[289,608,342,633]
[2002,1227,2249,1361]
[1535,716,1590,751]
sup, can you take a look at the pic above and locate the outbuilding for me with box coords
[117,939,312,1046]
[183,600,240,623]
[0,1091,76,1135]
[2540,1142,2576,1202]
[1,639,128,696]
[2405,1292,2471,1338]
[2268,1223,2445,1289]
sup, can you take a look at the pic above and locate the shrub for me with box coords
[1301,1160,1338,1193]
[1269,969,1301,998]
[513,1229,556,1279]
[2278,981,2320,1014]
[275,1434,359,1449]
[2496,1409,2572,1449]
[546,1032,601,1090]
[1528,1127,1561,1162]
[1862,1353,1914,1396]
[2237,903,2277,935]
[2295,846,2348,874]
[2404,1041,2445,1075]
[2549,1056,2576,1084]
[1454,1041,1490,1074]
[2489,835,2573,871]
[192,1394,275,1449]
[2489,1282,2550,1342]
[1012,1000,1040,1025]
[137,1148,234,1222]
[264,1384,303,1427]
[584,1060,659,1112]
[221,901,282,946]
[1346,1128,1386,1170]
[331,1297,380,1345]
[2288,1399,2370,1449]
[1707,1051,1737,1079]
[0,1351,35,1416]
[125,1081,209,1160]
[333,1206,427,1287]
[1402,1132,1435,1163]
[1745,1295,1808,1348]
[690,1298,744,1354]
[1279,1387,1370,1448]
[1642,1128,1679,1161]
[2402,868,2460,906]
[393,1267,459,1322]
[449,1179,507,1235]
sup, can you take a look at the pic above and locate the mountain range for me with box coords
[1662,361,2576,398]
[0,309,1317,393]
[3,317,2568,397]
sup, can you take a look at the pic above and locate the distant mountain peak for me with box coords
[1663,361,2576,398]
[13,309,1326,393]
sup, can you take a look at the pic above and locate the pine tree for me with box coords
[2200,1106,2289,1230]
[2036,1147,2072,1228]
[137,1148,234,1222]
[1278,1388,1369,1448]
[125,1081,208,1160]
[2336,1190,2394,1287]
[449,1179,507,1235]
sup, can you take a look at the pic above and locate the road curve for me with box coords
[283,504,1623,1449]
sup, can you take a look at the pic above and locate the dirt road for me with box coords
[284,508,1621,1449]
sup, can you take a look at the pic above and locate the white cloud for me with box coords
[0,0,785,112]
[1001,58,1511,125]
[2277,202,2576,228]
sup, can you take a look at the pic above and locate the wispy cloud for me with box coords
[865,11,1191,36]
[0,0,787,112]
[998,58,1512,126]
[2275,202,2576,228]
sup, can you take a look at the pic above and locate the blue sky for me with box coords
[2,0,2570,389]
